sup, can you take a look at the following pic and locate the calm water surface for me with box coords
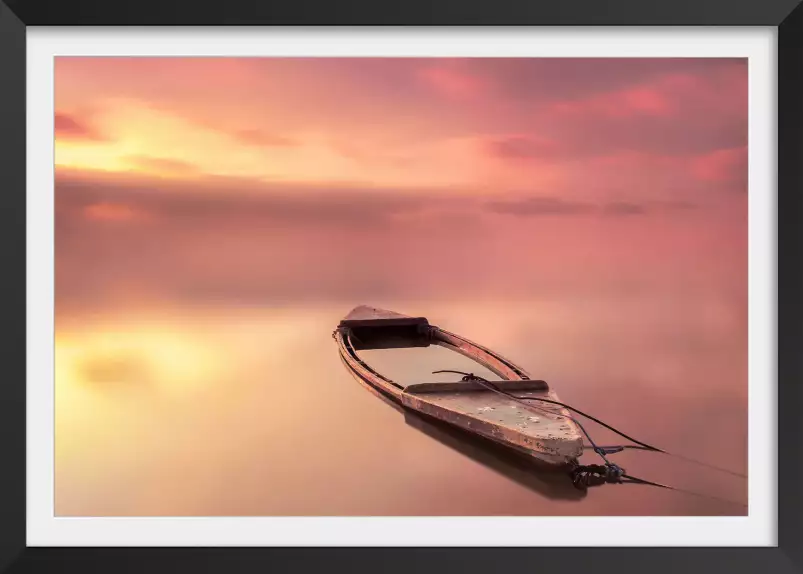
[55,297,747,516]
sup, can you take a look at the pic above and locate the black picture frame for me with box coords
[1,1,799,572]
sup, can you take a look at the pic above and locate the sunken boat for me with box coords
[333,305,584,467]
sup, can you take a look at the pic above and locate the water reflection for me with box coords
[344,364,586,502]
[404,411,586,502]
[55,299,747,517]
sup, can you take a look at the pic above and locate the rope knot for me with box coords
[604,463,625,482]
[571,463,626,490]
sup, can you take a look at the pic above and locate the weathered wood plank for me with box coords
[400,388,584,463]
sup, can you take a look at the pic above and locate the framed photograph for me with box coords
[2,0,799,572]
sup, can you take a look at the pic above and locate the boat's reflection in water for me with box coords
[345,367,586,503]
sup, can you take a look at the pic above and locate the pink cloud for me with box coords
[233,129,296,147]
[532,70,746,160]
[661,69,747,117]
[482,134,563,161]
[620,86,674,116]
[417,62,490,101]
[423,65,744,182]
[55,111,106,142]
[692,147,748,189]
[550,81,675,120]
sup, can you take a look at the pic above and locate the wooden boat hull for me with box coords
[334,306,584,467]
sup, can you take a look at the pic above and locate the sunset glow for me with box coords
[55,57,748,517]
[55,57,747,195]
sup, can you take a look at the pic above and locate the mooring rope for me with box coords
[431,369,747,508]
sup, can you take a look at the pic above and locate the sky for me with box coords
[54,57,747,311]
[55,57,746,193]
